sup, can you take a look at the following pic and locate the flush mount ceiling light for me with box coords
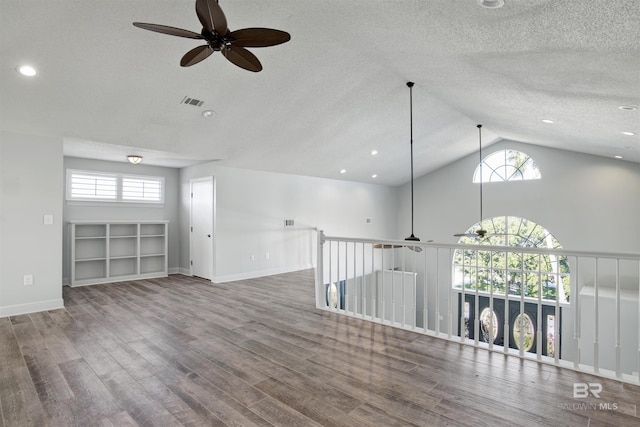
[17,65,37,77]
[127,155,143,164]
[340,169,346,174]
[618,105,638,111]
[478,0,505,9]
[621,131,636,136]
[614,155,623,159]
[542,119,555,124]
[371,174,378,178]
[371,150,378,156]
[202,110,216,118]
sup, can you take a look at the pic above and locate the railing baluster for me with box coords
[474,249,480,348]
[519,254,525,358]
[488,248,494,351]
[615,259,621,378]
[448,248,453,339]
[424,244,428,333]
[594,259,599,373]
[503,250,510,355]
[536,254,542,361]
[573,256,580,370]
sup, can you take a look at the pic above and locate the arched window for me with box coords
[453,216,569,303]
[473,150,541,182]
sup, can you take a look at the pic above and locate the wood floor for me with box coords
[1,270,639,426]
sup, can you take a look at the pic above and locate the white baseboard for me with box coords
[0,298,65,318]
[213,263,314,283]
[171,267,191,276]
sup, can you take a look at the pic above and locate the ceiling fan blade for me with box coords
[230,28,291,47]
[196,0,228,35]
[180,45,214,67]
[133,22,203,39]
[454,233,477,237]
[222,46,262,72]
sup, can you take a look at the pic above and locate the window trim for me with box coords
[473,149,541,183]
[66,169,164,204]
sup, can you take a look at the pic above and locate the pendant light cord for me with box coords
[406,82,419,241]
[478,124,483,226]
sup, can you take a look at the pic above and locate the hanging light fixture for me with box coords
[405,81,420,242]
[127,155,143,164]
[454,124,489,238]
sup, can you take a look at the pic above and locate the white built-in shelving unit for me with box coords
[69,220,168,286]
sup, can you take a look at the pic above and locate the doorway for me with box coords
[190,177,215,280]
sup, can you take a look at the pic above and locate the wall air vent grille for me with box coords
[181,96,204,107]
[284,219,295,227]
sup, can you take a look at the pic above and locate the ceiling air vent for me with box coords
[181,96,204,107]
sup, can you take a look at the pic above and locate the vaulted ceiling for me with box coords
[2,0,638,186]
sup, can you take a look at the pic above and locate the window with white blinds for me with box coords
[68,171,118,200]
[66,170,164,204]
[122,176,163,202]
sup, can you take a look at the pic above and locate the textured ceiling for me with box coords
[1,0,639,186]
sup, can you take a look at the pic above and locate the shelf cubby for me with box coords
[70,221,168,286]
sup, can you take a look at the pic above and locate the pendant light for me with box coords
[405,81,420,242]
[454,124,488,238]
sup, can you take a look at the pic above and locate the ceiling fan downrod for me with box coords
[405,81,420,242]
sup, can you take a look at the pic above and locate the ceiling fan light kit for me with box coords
[133,0,290,72]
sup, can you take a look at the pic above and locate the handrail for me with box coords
[316,231,640,386]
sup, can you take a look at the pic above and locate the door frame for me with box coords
[189,176,216,280]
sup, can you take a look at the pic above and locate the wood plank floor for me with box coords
[1,270,639,426]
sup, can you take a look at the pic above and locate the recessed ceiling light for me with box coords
[371,150,378,156]
[542,119,555,124]
[477,0,504,8]
[614,155,623,159]
[17,65,37,77]
[340,169,347,174]
[371,174,377,178]
[618,105,638,111]
[621,131,635,136]
[202,110,215,118]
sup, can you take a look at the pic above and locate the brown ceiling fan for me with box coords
[133,0,290,72]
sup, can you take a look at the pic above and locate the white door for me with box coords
[190,177,214,280]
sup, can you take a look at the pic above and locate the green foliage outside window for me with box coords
[453,216,570,302]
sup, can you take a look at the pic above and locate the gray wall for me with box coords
[398,140,640,253]
[63,157,181,282]
[180,163,398,282]
[1,131,64,316]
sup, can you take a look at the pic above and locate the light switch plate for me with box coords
[44,214,54,225]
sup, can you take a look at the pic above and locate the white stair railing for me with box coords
[315,230,640,386]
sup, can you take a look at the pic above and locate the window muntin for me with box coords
[453,216,570,303]
[68,172,117,200]
[473,150,541,182]
[66,169,164,204]
[122,176,163,203]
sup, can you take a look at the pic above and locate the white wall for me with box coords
[180,163,397,282]
[398,140,640,253]
[396,140,640,366]
[0,131,64,316]
[62,157,181,281]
